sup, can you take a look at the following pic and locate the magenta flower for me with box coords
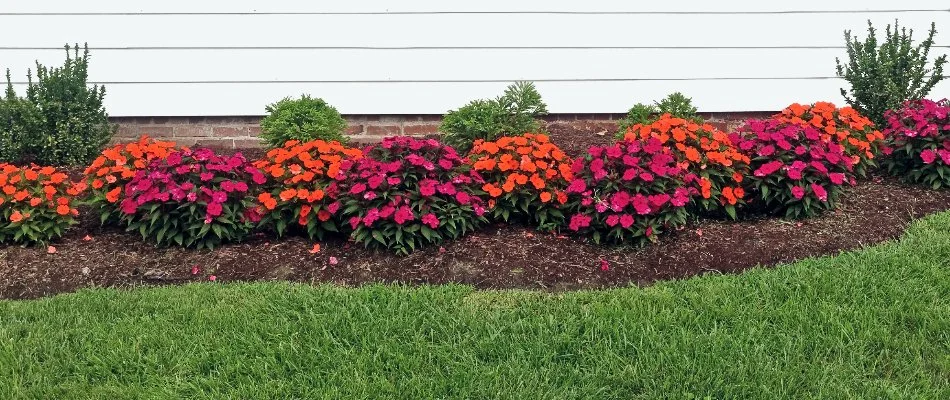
[791,186,805,199]
[810,183,828,202]
[421,213,440,229]
[921,149,937,164]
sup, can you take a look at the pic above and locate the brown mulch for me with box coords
[2,123,950,300]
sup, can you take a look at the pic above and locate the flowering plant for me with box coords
[775,102,884,176]
[336,137,487,254]
[732,119,857,218]
[623,114,749,217]
[84,136,179,223]
[564,139,693,244]
[118,148,265,249]
[252,139,363,239]
[0,164,85,244]
[468,133,571,230]
[881,99,950,188]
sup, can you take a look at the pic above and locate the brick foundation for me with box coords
[111,112,776,149]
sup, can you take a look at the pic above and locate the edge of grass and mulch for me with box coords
[2,211,948,398]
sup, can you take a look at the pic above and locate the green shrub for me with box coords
[14,44,115,166]
[616,92,701,138]
[260,95,347,148]
[440,81,548,154]
[0,75,41,163]
[836,20,947,127]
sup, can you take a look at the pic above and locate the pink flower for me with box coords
[421,213,440,229]
[349,216,361,230]
[921,149,937,164]
[605,215,620,227]
[367,175,384,189]
[632,195,651,215]
[211,191,227,203]
[438,159,454,170]
[810,183,828,202]
[437,182,457,195]
[940,149,950,165]
[791,186,805,199]
[200,172,214,181]
[758,145,775,157]
[419,179,437,197]
[350,183,367,194]
[566,179,587,194]
[206,202,223,217]
[209,275,217,281]
[394,206,415,224]
[568,214,592,231]
[329,256,339,265]
[600,259,610,271]
[455,191,471,205]
[829,173,845,185]
[610,191,630,210]
[619,214,634,228]
[387,176,402,186]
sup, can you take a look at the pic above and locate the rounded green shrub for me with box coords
[260,95,348,148]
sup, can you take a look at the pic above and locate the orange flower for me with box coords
[14,190,29,202]
[56,204,71,215]
[29,197,42,207]
[106,187,122,203]
[279,189,297,201]
[539,192,552,203]
[9,211,23,223]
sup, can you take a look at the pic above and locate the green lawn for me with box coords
[1,214,949,399]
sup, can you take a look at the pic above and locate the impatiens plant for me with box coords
[252,139,363,239]
[0,164,85,244]
[774,102,884,176]
[732,119,858,218]
[336,137,487,254]
[623,114,749,217]
[881,98,950,188]
[118,148,266,249]
[564,138,694,244]
[84,136,179,223]
[469,133,572,230]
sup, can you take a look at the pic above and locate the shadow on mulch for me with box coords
[2,122,949,300]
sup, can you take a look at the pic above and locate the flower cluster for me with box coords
[775,102,884,176]
[468,133,572,230]
[118,148,265,249]
[336,137,487,254]
[85,136,180,223]
[623,114,749,217]
[732,119,857,218]
[253,139,363,239]
[0,164,85,244]
[881,98,950,188]
[564,139,693,244]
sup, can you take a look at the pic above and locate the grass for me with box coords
[1,214,949,399]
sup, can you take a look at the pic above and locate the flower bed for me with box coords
[564,138,693,244]
[85,136,180,223]
[623,114,749,217]
[336,137,487,255]
[468,133,572,230]
[0,164,85,244]
[252,139,362,239]
[881,99,950,188]
[732,119,857,218]
[774,102,884,176]
[116,148,265,249]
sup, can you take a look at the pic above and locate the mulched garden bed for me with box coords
[2,122,949,300]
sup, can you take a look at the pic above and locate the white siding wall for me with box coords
[1,0,948,116]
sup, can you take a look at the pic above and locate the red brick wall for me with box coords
[112,112,775,149]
